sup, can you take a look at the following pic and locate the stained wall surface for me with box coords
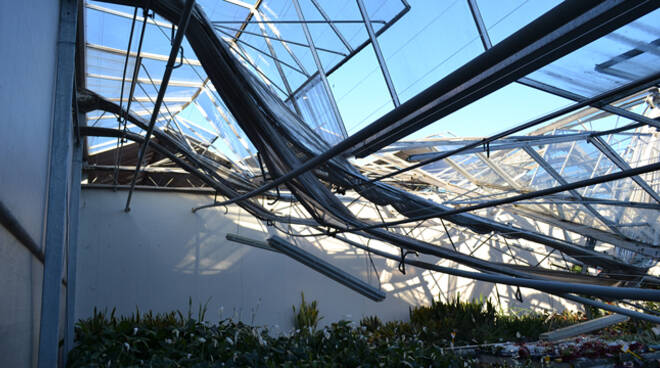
[76,189,578,331]
[0,0,61,366]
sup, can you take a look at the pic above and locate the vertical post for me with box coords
[356,0,400,107]
[124,0,196,212]
[64,108,84,366]
[292,0,348,138]
[38,0,78,366]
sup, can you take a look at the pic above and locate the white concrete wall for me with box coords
[0,1,61,367]
[76,189,579,332]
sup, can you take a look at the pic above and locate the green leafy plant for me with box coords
[68,296,657,367]
[359,315,382,332]
[292,292,322,332]
[409,294,584,345]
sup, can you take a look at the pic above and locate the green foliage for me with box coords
[69,307,476,367]
[409,294,584,345]
[68,296,658,367]
[291,292,322,332]
[359,315,382,332]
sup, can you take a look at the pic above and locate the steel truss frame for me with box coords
[80,0,660,325]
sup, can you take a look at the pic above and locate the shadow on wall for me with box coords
[76,190,580,332]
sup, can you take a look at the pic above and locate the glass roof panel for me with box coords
[526,10,660,98]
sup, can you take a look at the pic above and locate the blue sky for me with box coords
[327,0,570,139]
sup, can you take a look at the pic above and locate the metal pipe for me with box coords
[65,109,85,363]
[522,145,625,237]
[211,19,387,25]
[405,126,647,160]
[214,24,347,56]
[80,126,308,223]
[225,41,290,96]
[360,79,659,187]
[268,236,386,301]
[334,160,660,233]
[124,0,196,212]
[248,10,304,115]
[292,0,348,138]
[466,0,492,49]
[231,0,262,40]
[283,0,410,104]
[356,0,400,107]
[193,72,660,211]
[38,0,78,365]
[334,235,660,323]
[114,7,149,186]
[226,233,277,252]
[216,28,307,76]
[337,235,659,301]
[116,6,138,113]
[310,0,353,52]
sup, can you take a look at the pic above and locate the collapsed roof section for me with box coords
[78,0,660,321]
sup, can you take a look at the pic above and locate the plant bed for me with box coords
[68,297,659,367]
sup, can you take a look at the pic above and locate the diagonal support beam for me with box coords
[356,0,400,107]
[124,0,196,211]
[310,0,353,52]
[522,145,626,237]
[588,135,660,203]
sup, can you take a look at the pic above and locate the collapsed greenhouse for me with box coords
[1,0,660,366]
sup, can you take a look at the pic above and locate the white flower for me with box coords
[123,342,130,351]
[133,327,138,335]
[165,338,173,344]
[187,353,192,359]
[198,337,206,343]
